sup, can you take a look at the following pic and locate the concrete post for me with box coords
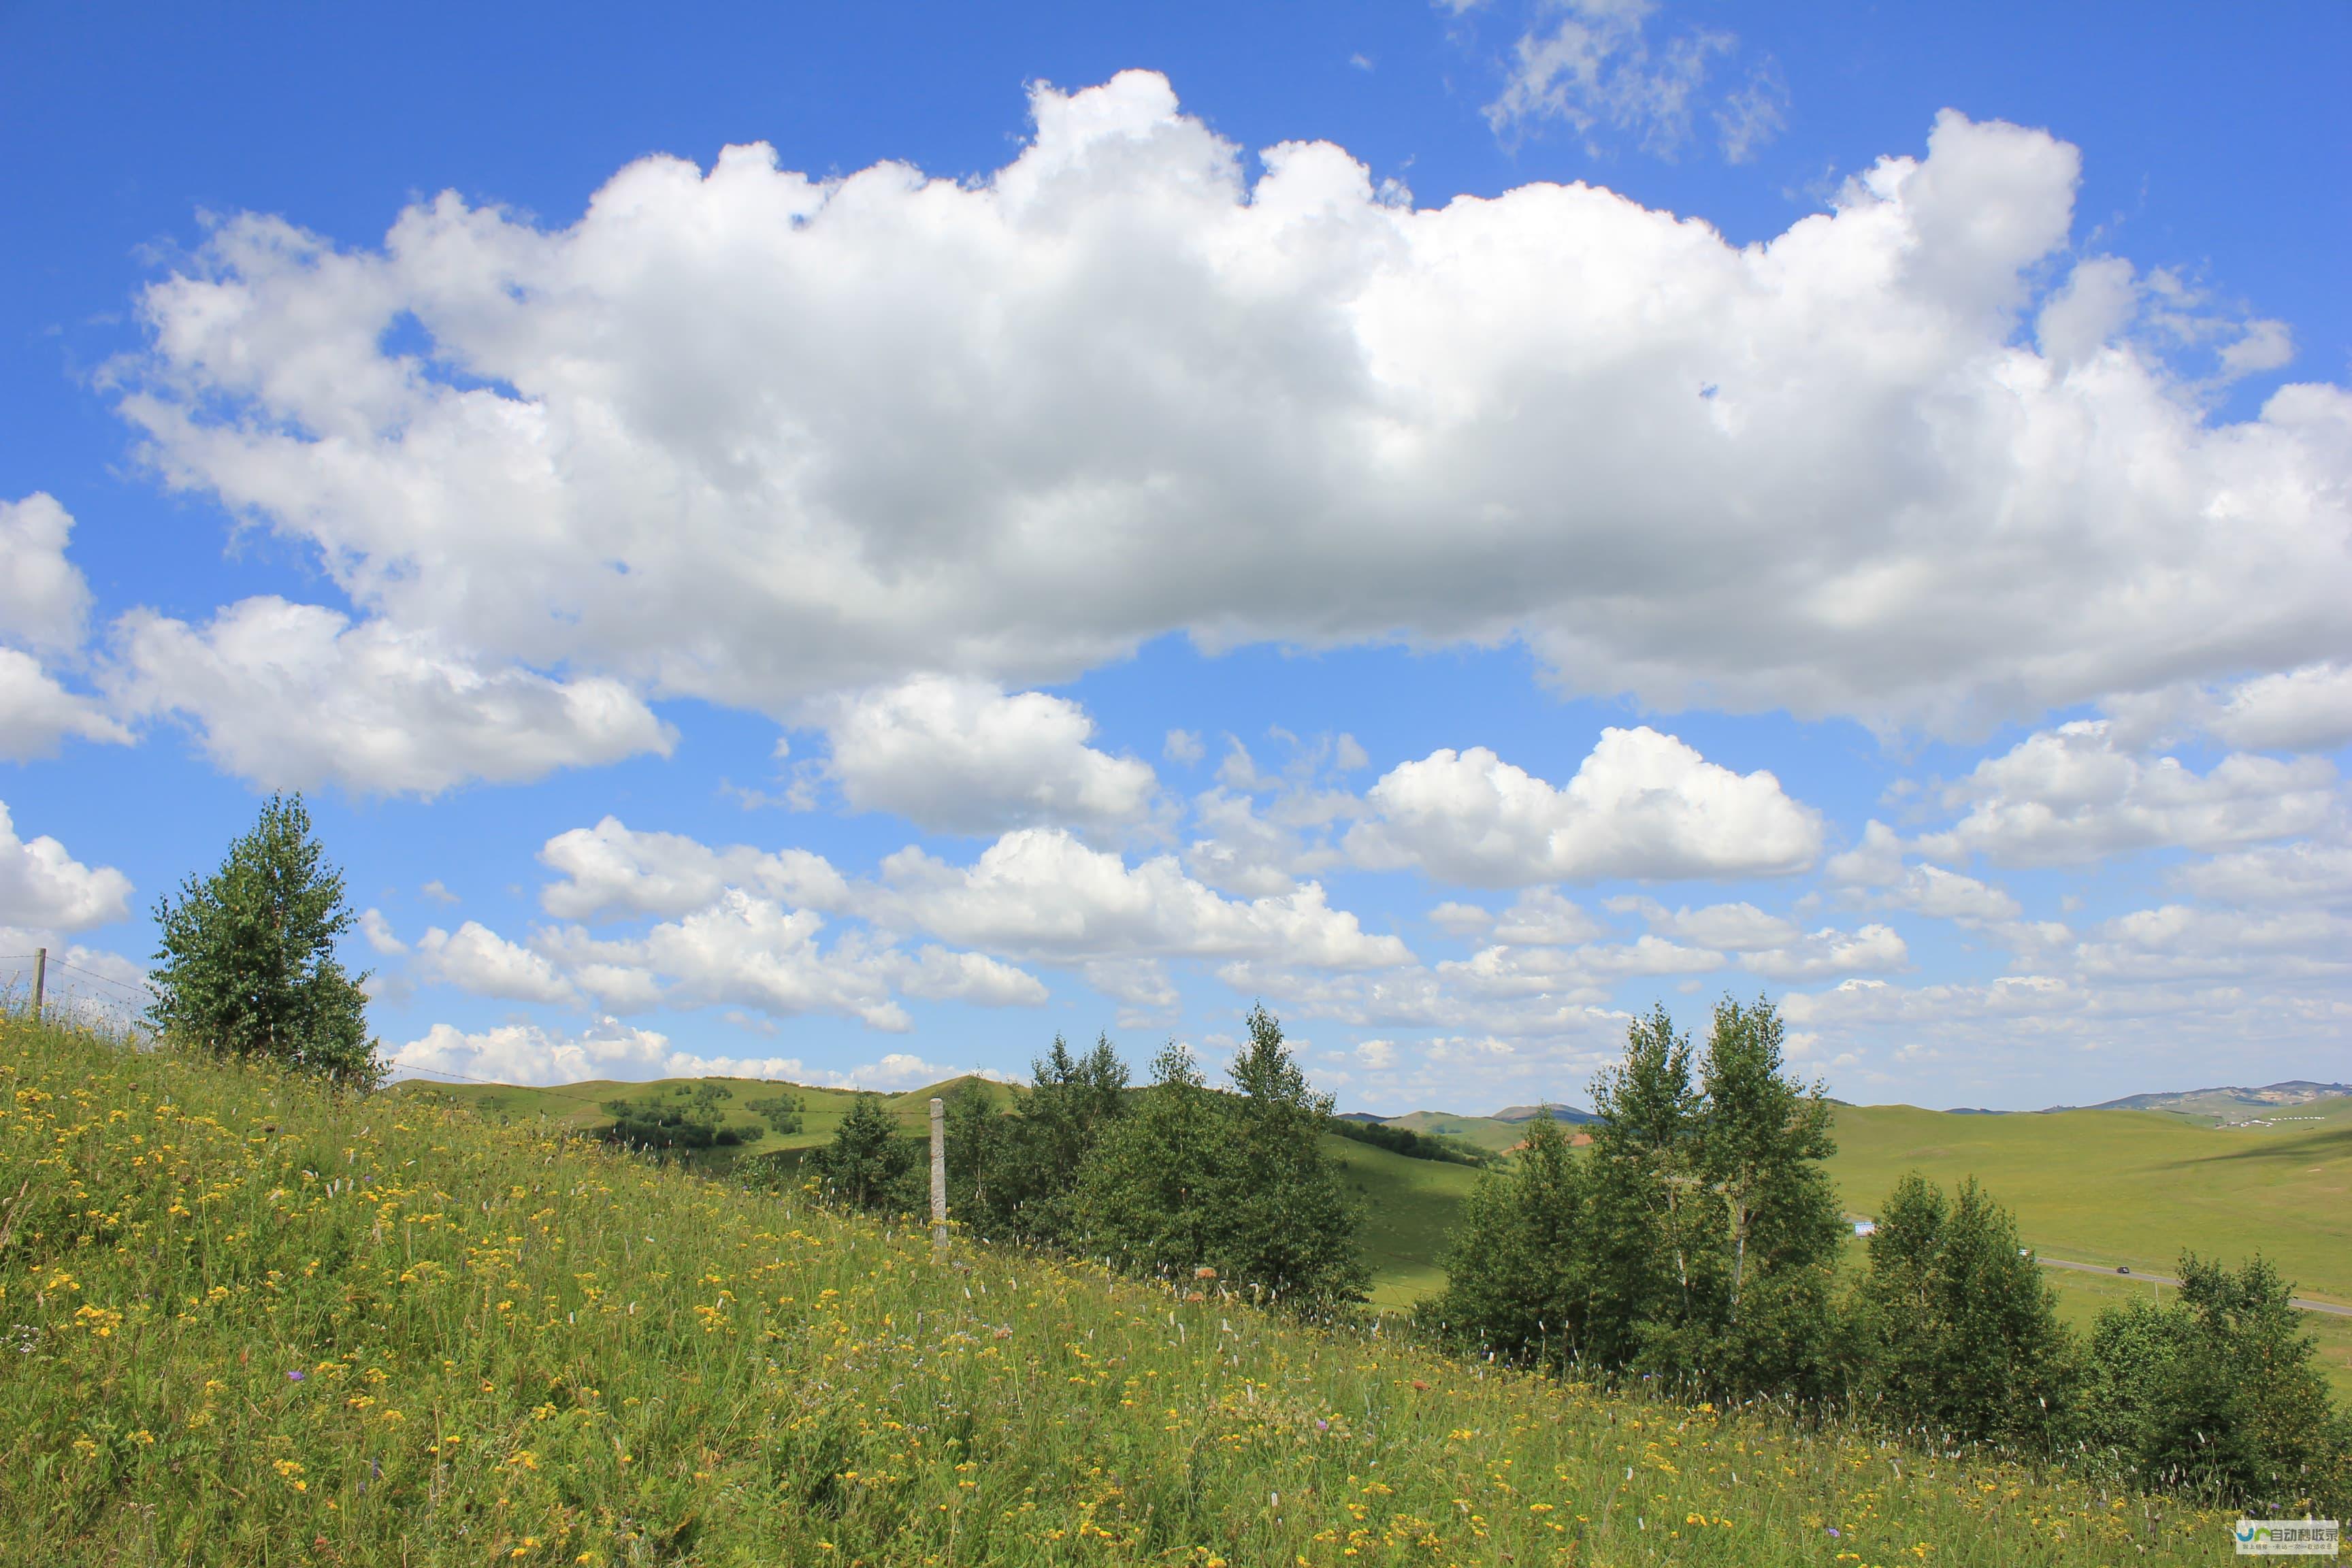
[930,1096,947,1252]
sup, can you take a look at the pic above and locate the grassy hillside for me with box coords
[1824,1099,2352,1301]
[392,1073,1015,1175]
[0,1017,2236,1566]
[1379,1113,1528,1154]
[1326,1138,1480,1309]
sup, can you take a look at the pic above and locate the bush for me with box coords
[1422,1113,1588,1368]
[598,1096,749,1153]
[2079,1253,2351,1512]
[809,1092,922,1212]
[961,1034,1130,1244]
[747,1092,804,1134]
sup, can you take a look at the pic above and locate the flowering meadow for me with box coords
[1,1014,2234,1566]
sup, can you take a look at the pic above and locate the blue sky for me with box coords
[3,0,2349,1112]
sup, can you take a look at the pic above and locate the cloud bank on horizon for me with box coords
[3,65,2347,1111]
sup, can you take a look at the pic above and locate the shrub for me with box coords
[2079,1253,2351,1513]
[809,1092,921,1211]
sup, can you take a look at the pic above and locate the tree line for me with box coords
[807,1006,1370,1311]
[1425,998,2352,1515]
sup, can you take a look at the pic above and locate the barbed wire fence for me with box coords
[0,949,155,1039]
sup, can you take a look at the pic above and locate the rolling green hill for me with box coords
[1825,1098,2352,1301]
[1377,1111,1529,1153]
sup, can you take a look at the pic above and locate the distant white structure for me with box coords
[1852,1220,1878,1237]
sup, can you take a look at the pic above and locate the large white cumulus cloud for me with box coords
[109,598,673,795]
[0,495,131,760]
[1348,728,1820,885]
[115,74,2352,732]
[815,675,1157,836]
[0,800,133,932]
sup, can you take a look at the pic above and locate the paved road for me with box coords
[2037,1256,2352,1318]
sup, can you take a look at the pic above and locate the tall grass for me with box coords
[1,1013,2232,1565]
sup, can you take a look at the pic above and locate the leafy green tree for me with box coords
[148,793,378,1090]
[1431,996,1840,1396]
[975,1034,1131,1243]
[1855,1174,2075,1448]
[1581,1003,1705,1368]
[1218,1004,1367,1309]
[1073,1011,1366,1311]
[1071,1041,1229,1279]
[1680,995,1844,1398]
[811,1093,919,1213]
[2080,1254,2351,1512]
[1421,1113,1589,1367]
[941,1078,1007,1224]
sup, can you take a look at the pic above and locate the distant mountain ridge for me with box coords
[2061,1080,2352,1115]
[1490,1102,1599,1126]
[1361,1081,2351,1131]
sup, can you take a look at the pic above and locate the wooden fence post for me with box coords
[31,948,45,1023]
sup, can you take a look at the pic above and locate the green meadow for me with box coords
[1,1015,2249,1567]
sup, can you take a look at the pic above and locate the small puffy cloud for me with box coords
[1441,934,1726,1000]
[2074,904,2352,982]
[1616,896,1799,951]
[0,494,94,653]
[1923,720,2336,866]
[0,649,131,760]
[547,891,1044,1030]
[1827,820,2021,923]
[817,674,1156,836]
[1349,728,1820,886]
[393,1019,675,1085]
[877,826,1412,970]
[1484,0,1741,159]
[2172,840,2352,908]
[1492,887,1610,945]
[1163,728,1205,765]
[1740,923,1909,981]
[1181,787,1346,898]
[2211,664,2352,753]
[1080,957,1181,1019]
[1428,900,1495,937]
[110,598,674,796]
[359,909,407,955]
[415,921,578,1006]
[840,1052,960,1091]
[0,800,133,931]
[538,815,851,920]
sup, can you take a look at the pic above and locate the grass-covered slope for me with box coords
[1825,1100,2352,1301]
[2,1018,2232,1567]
